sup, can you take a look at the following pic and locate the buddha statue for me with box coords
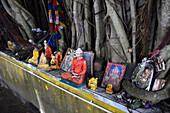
[106,84,113,94]
[88,77,98,90]
[28,48,39,65]
[37,52,49,68]
[61,48,87,84]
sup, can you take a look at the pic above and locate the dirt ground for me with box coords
[0,83,40,113]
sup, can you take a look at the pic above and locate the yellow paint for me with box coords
[45,84,48,90]
[87,106,91,111]
[0,53,125,113]
[19,68,23,77]
[76,109,78,112]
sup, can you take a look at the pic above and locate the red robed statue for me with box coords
[61,48,87,84]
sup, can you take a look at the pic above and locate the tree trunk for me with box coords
[93,0,105,59]
[105,0,131,63]
[155,0,170,49]
[73,0,85,50]
[84,0,92,50]
[129,0,136,63]
[1,0,36,41]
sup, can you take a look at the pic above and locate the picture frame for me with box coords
[60,48,76,72]
[101,62,126,91]
[83,51,94,76]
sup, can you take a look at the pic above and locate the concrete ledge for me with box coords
[0,52,130,113]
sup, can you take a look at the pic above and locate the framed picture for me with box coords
[101,62,126,91]
[83,51,94,76]
[152,79,166,91]
[60,48,76,71]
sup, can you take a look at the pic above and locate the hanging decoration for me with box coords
[48,0,66,50]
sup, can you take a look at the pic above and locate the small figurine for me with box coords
[49,54,60,69]
[7,41,16,52]
[44,40,52,63]
[106,84,113,94]
[88,77,98,90]
[61,48,87,84]
[37,52,49,68]
[28,48,39,65]
[54,51,62,66]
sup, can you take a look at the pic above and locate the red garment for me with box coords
[45,46,52,63]
[61,57,87,84]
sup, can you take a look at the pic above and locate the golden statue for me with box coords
[106,84,113,94]
[37,52,49,68]
[88,77,98,90]
[28,48,39,65]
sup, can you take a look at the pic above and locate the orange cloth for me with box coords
[61,57,87,84]
[45,46,52,63]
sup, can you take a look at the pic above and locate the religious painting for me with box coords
[60,48,76,71]
[131,58,154,90]
[152,79,166,91]
[83,51,94,76]
[101,62,126,91]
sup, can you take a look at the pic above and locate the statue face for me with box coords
[76,52,83,58]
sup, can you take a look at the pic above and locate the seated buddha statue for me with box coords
[28,48,39,65]
[61,48,87,84]
[37,52,49,68]
[106,84,113,94]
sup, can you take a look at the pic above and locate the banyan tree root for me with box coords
[122,78,170,102]
[93,0,105,58]
[73,0,85,50]
[1,0,36,41]
[105,0,131,63]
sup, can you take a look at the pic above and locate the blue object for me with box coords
[60,78,86,88]
[56,30,61,40]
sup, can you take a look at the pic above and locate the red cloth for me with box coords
[45,46,52,63]
[61,57,87,84]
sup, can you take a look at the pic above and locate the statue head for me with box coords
[76,48,83,58]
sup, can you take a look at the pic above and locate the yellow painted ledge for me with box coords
[0,52,126,113]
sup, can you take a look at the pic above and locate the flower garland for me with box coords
[48,0,66,50]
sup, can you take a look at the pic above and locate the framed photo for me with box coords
[152,79,166,91]
[83,51,94,76]
[101,62,126,91]
[60,48,76,72]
